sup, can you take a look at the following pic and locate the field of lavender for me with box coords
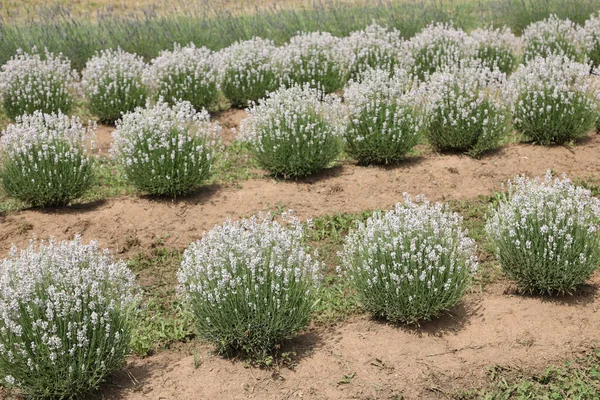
[1,2,600,399]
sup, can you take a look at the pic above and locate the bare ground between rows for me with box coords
[0,128,599,257]
[97,275,600,400]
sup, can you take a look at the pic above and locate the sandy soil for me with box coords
[99,276,600,400]
[1,114,600,400]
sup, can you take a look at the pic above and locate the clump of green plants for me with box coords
[507,55,599,145]
[178,212,321,359]
[0,111,95,207]
[276,31,351,93]
[340,22,405,80]
[110,100,221,197]
[469,26,522,74]
[80,47,148,124]
[143,43,220,111]
[343,68,424,165]
[0,48,76,120]
[216,37,281,108]
[522,14,581,62]
[239,84,344,178]
[405,22,473,81]
[487,172,600,294]
[0,237,139,398]
[340,196,478,324]
[424,62,510,157]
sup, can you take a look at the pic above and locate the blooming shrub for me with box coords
[0,112,95,207]
[217,37,281,108]
[577,13,600,69]
[0,49,76,120]
[522,15,580,62]
[343,68,424,164]
[340,196,478,324]
[81,48,148,124]
[406,23,473,81]
[424,62,510,157]
[111,100,220,197]
[469,26,521,74]
[178,212,321,358]
[506,55,599,145]
[0,237,139,398]
[341,23,405,80]
[144,43,219,110]
[276,31,351,93]
[486,172,600,294]
[239,84,344,178]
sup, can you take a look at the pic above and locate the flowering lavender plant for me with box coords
[577,13,600,69]
[0,112,95,207]
[343,68,424,164]
[340,196,478,324]
[0,49,76,120]
[340,23,405,80]
[424,62,510,157]
[239,84,344,178]
[178,212,321,358]
[81,48,148,125]
[276,31,351,93]
[0,237,139,398]
[111,100,220,197]
[469,26,521,74]
[523,15,581,62]
[506,55,599,145]
[217,37,281,108]
[144,43,219,111]
[406,23,473,81]
[486,172,600,294]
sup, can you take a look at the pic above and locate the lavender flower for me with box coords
[523,15,581,62]
[469,26,522,73]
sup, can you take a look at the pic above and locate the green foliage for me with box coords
[3,77,73,121]
[87,76,147,124]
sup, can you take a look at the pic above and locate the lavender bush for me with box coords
[506,55,599,145]
[178,212,321,358]
[0,49,76,120]
[239,84,344,178]
[522,14,581,62]
[424,62,510,157]
[111,100,221,197]
[81,48,148,124]
[340,196,478,324]
[577,12,600,69]
[469,26,521,74]
[343,68,424,164]
[0,237,139,398]
[144,43,219,111]
[217,37,281,108]
[0,112,95,207]
[487,172,600,294]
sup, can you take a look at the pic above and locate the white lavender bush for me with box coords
[406,23,473,81]
[111,100,220,197]
[276,31,351,93]
[522,15,581,62]
[178,212,321,358]
[217,37,281,108]
[507,55,599,145]
[343,68,424,164]
[469,26,521,74]
[0,49,76,120]
[239,84,344,178]
[577,13,600,69]
[487,172,600,294]
[144,43,219,111]
[0,112,95,207]
[425,62,510,157]
[340,196,478,324]
[81,48,148,124]
[0,237,139,398]
[341,23,405,80]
